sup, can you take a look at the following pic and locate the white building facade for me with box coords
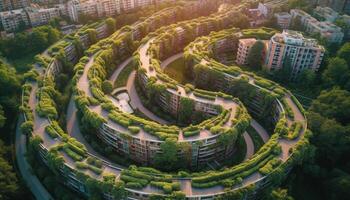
[265,30,325,78]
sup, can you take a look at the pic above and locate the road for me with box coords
[15,116,54,200]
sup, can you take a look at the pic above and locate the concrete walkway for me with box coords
[16,84,54,200]
[126,71,170,125]
[243,132,254,160]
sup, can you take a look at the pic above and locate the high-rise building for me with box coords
[236,38,257,65]
[265,30,325,78]
[291,9,344,43]
[313,0,350,15]
[0,8,29,31]
[67,0,122,22]
[26,7,60,26]
[274,12,291,29]
[0,0,29,11]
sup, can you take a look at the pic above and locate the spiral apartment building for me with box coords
[18,1,311,199]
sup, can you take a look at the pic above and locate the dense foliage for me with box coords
[0,25,60,60]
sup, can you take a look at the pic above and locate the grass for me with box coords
[246,126,264,152]
[114,62,135,88]
[163,57,191,84]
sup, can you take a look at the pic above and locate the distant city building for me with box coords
[0,8,29,31]
[313,0,350,15]
[257,0,288,18]
[247,8,266,27]
[0,0,29,11]
[290,9,344,43]
[314,6,339,22]
[26,7,60,26]
[274,12,291,29]
[0,0,172,31]
[54,3,68,17]
[265,30,325,78]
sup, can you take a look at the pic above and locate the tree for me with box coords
[154,139,179,171]
[309,88,350,125]
[0,140,18,199]
[106,18,116,34]
[322,57,350,89]
[0,105,5,128]
[178,97,194,124]
[232,13,250,29]
[268,188,294,200]
[291,16,303,31]
[337,42,350,66]
[274,56,292,84]
[246,40,264,70]
[296,69,315,87]
[101,80,113,94]
[31,29,49,52]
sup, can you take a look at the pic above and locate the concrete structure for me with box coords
[0,8,28,31]
[313,0,350,15]
[0,0,29,11]
[236,38,257,65]
[16,2,309,200]
[257,0,288,18]
[67,0,120,22]
[26,7,60,26]
[265,30,325,78]
[290,9,344,43]
[274,12,291,29]
[314,6,339,22]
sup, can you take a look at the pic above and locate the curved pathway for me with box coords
[159,53,270,160]
[126,71,170,125]
[243,132,254,160]
[16,81,54,200]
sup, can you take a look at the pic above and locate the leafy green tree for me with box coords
[106,18,116,34]
[0,140,18,199]
[309,88,350,125]
[101,80,113,94]
[0,105,5,128]
[291,16,303,31]
[274,56,292,84]
[322,57,350,89]
[154,139,179,171]
[336,42,350,66]
[31,29,49,52]
[326,169,350,200]
[268,188,294,200]
[178,97,194,124]
[247,40,264,70]
[296,69,315,87]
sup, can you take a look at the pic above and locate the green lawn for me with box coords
[246,126,265,151]
[163,57,191,84]
[114,62,135,88]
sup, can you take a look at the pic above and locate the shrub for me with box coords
[21,121,33,135]
[101,80,113,94]
[128,126,141,134]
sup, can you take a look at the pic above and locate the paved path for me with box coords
[243,132,254,160]
[250,119,269,143]
[126,71,170,124]
[16,116,54,200]
[109,57,133,84]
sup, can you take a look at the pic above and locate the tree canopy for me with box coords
[0,25,60,60]
[247,40,265,70]
[322,57,350,90]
